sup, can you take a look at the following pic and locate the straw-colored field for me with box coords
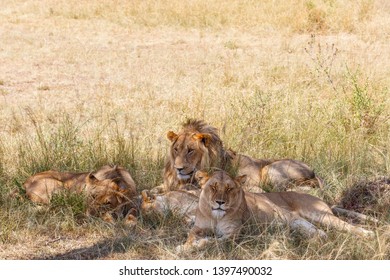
[0,0,389,259]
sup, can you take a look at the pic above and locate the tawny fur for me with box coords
[161,119,230,192]
[23,165,138,223]
[229,151,324,191]
[179,170,373,251]
[160,119,323,193]
[140,190,199,224]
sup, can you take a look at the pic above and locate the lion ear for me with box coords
[167,131,178,142]
[225,149,237,159]
[141,190,149,201]
[193,133,211,146]
[234,175,247,186]
[195,170,210,187]
[141,190,155,202]
[87,173,98,184]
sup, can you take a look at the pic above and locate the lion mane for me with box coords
[162,119,230,191]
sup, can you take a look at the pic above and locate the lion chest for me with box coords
[214,219,242,238]
[194,210,243,239]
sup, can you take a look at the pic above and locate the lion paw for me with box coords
[176,237,209,253]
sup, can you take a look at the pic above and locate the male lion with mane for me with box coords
[159,119,323,193]
[23,165,138,223]
[178,170,374,251]
[160,119,230,192]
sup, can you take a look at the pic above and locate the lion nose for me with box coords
[176,167,184,172]
[216,200,225,206]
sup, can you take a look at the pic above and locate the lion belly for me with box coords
[262,160,315,190]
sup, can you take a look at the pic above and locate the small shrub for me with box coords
[340,177,390,221]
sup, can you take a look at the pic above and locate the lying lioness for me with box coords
[226,150,324,192]
[23,165,138,223]
[140,189,198,224]
[179,170,373,251]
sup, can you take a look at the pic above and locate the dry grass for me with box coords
[0,0,389,259]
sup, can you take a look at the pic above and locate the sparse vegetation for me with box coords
[0,0,389,259]
[37,85,50,91]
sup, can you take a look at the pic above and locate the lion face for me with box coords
[197,170,246,219]
[167,131,212,182]
[140,190,160,214]
[85,173,135,217]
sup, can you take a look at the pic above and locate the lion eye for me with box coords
[187,148,194,155]
[226,187,231,192]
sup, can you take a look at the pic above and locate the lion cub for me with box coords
[179,170,374,251]
[23,165,138,223]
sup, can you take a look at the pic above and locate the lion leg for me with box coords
[289,217,327,238]
[260,165,283,191]
[123,208,138,226]
[304,212,374,237]
[183,214,196,226]
[260,164,292,191]
[150,184,166,194]
[102,212,115,223]
[273,206,327,238]
[176,226,209,252]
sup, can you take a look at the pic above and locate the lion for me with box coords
[159,119,323,193]
[159,119,229,192]
[226,150,324,192]
[23,165,138,223]
[178,170,373,251]
[140,189,199,224]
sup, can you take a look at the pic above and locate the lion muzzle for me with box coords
[211,201,227,219]
[175,168,195,180]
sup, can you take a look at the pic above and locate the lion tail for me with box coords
[331,206,381,224]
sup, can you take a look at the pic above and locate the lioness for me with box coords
[23,165,138,223]
[179,170,373,251]
[140,190,198,224]
[159,119,322,192]
[227,150,324,191]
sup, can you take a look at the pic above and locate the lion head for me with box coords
[139,190,161,214]
[196,170,247,220]
[163,119,228,191]
[177,170,248,251]
[93,165,137,197]
[84,165,138,221]
[85,175,127,212]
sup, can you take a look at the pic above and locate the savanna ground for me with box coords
[0,0,389,260]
